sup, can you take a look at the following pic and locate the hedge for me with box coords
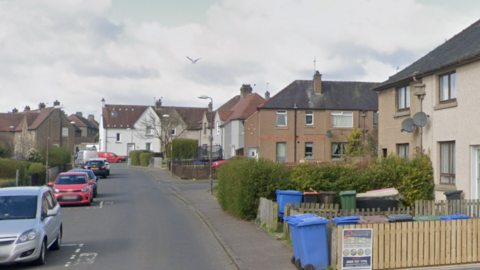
[139,152,154,167]
[166,138,198,159]
[130,150,150,166]
[0,158,29,184]
[28,163,47,186]
[217,152,434,220]
[43,147,71,171]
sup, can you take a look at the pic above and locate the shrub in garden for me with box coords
[130,150,150,166]
[43,147,71,171]
[28,163,46,186]
[0,158,29,184]
[139,152,154,167]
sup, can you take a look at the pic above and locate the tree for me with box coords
[0,133,14,158]
[345,127,363,157]
[136,107,190,159]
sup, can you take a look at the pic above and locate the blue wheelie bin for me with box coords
[284,214,318,269]
[332,216,360,226]
[290,216,330,270]
[439,214,470,220]
[276,190,304,218]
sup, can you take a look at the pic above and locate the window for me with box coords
[276,142,286,162]
[331,143,346,160]
[146,127,154,136]
[204,123,207,134]
[373,112,378,127]
[276,111,287,127]
[397,86,410,110]
[146,143,151,151]
[171,128,176,135]
[439,72,456,102]
[62,127,69,137]
[397,144,409,159]
[440,141,455,184]
[305,142,313,159]
[331,111,353,127]
[116,133,121,142]
[111,111,117,117]
[305,111,313,125]
[216,121,219,134]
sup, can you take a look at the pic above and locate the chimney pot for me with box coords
[76,112,83,117]
[53,100,60,106]
[24,106,30,112]
[240,84,253,99]
[38,103,46,109]
[155,99,162,109]
[12,108,18,113]
[88,114,95,122]
[265,91,270,100]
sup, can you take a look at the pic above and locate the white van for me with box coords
[75,150,99,167]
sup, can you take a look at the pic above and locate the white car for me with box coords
[0,186,62,266]
[89,158,111,175]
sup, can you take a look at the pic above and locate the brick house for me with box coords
[68,112,99,150]
[245,71,379,163]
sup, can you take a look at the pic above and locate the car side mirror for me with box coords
[90,181,95,185]
[47,209,58,217]
[47,182,54,187]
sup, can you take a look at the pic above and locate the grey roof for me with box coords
[261,80,379,111]
[374,19,480,91]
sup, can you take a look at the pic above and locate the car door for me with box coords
[43,191,60,246]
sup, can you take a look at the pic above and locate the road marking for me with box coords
[73,253,97,266]
[62,244,79,247]
[99,201,104,208]
[75,248,81,253]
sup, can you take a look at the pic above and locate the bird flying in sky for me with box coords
[187,56,201,64]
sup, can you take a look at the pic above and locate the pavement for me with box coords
[143,166,298,270]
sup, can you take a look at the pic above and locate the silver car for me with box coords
[0,186,62,266]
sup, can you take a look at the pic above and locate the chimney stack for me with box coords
[155,99,162,109]
[76,112,83,117]
[53,100,60,106]
[38,103,46,110]
[24,106,30,112]
[265,91,270,100]
[101,98,105,108]
[314,71,322,94]
[88,114,95,122]
[208,102,212,112]
[240,84,253,99]
[12,108,18,113]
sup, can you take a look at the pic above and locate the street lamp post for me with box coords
[198,95,213,195]
[162,114,173,176]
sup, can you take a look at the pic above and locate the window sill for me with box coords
[434,101,458,111]
[275,127,288,129]
[116,141,122,143]
[393,111,410,118]
[434,184,457,192]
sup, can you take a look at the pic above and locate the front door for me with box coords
[250,148,258,160]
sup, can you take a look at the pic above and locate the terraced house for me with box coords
[372,19,480,200]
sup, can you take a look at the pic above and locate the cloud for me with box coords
[1,0,480,121]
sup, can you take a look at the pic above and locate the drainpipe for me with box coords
[413,71,426,155]
[294,103,298,163]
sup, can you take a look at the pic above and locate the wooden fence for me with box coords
[171,164,217,179]
[256,197,278,231]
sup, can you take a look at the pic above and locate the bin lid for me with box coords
[339,190,356,196]
[387,214,413,221]
[276,190,304,195]
[291,217,330,227]
[413,215,440,221]
[318,191,336,195]
[439,214,470,220]
[332,216,360,223]
[284,214,317,223]
[303,192,319,195]
[444,190,463,195]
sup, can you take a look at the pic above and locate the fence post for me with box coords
[16,169,19,187]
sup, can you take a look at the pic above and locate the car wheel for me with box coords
[33,240,46,265]
[51,228,62,250]
[118,159,122,163]
[103,173,107,178]
[94,189,97,198]
[107,169,110,176]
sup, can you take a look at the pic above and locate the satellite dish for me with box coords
[413,112,428,127]
[326,130,332,137]
[401,118,415,133]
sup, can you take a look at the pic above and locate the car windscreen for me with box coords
[57,175,87,184]
[70,170,95,180]
[0,195,37,220]
[85,161,103,166]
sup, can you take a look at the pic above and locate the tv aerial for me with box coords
[401,112,428,133]
[401,118,415,133]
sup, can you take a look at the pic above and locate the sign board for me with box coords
[341,228,373,270]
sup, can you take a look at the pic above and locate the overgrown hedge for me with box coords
[130,150,150,166]
[217,152,434,220]
[0,158,47,186]
[28,163,47,186]
[139,152,155,167]
[43,147,71,171]
[166,138,198,159]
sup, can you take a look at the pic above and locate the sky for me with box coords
[1,0,480,121]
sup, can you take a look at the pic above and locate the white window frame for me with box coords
[331,111,353,128]
[397,86,410,110]
[276,111,287,127]
[305,110,313,126]
[305,142,314,159]
[397,143,409,160]
[146,127,154,136]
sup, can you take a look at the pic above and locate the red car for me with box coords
[212,156,240,168]
[98,152,126,163]
[48,172,95,206]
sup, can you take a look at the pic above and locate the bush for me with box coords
[28,150,44,163]
[28,163,46,186]
[167,138,198,160]
[0,144,11,158]
[139,152,154,167]
[43,147,71,170]
[0,158,30,184]
[130,150,150,166]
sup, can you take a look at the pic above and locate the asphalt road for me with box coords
[7,164,236,270]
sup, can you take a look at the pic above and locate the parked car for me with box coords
[48,172,95,206]
[0,186,62,266]
[98,152,125,163]
[83,160,108,178]
[212,156,241,168]
[89,158,110,175]
[68,169,98,198]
